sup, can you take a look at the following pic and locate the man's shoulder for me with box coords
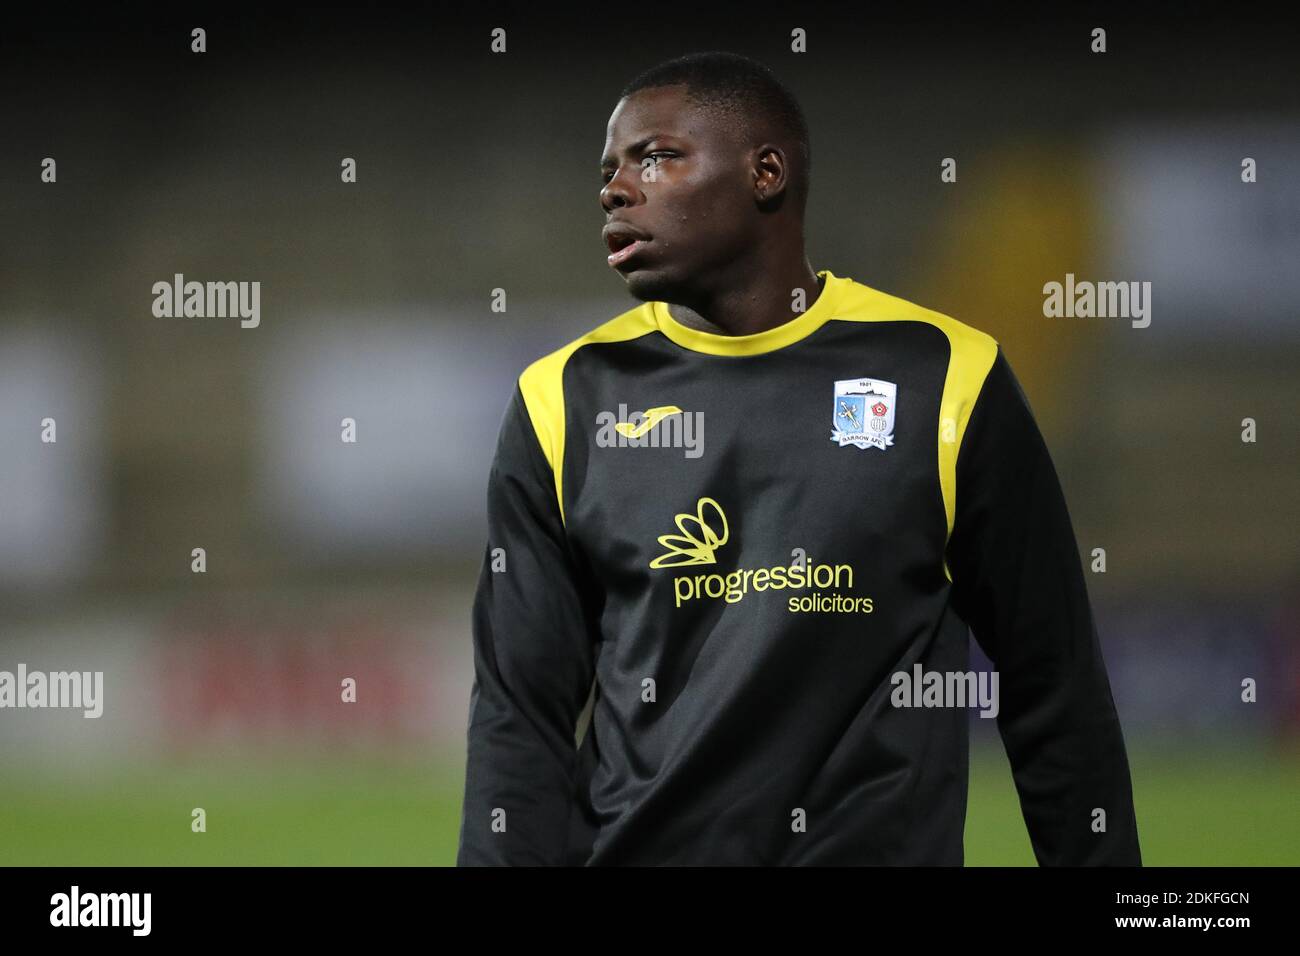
[517,301,657,393]
[833,275,999,358]
[509,301,658,485]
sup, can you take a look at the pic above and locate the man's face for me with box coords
[600,85,757,302]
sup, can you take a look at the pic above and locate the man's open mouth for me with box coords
[604,226,652,269]
[605,238,650,269]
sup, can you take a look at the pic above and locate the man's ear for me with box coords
[753,144,789,204]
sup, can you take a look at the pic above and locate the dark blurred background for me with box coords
[0,2,1296,864]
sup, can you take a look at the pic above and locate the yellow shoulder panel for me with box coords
[831,281,999,581]
[516,305,658,526]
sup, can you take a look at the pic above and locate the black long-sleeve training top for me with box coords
[456,269,1141,865]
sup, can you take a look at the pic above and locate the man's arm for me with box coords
[456,383,597,866]
[945,346,1141,865]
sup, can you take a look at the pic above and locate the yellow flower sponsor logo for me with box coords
[649,496,728,568]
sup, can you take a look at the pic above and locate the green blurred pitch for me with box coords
[1,745,1295,866]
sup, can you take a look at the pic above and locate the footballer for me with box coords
[456,51,1141,866]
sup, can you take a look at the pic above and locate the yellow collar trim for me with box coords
[650,270,845,356]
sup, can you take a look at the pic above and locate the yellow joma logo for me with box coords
[649,496,729,568]
[614,405,683,439]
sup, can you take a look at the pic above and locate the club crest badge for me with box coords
[830,378,896,450]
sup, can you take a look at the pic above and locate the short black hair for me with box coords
[618,51,812,212]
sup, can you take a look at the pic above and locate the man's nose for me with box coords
[600,169,637,211]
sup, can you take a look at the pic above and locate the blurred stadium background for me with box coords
[1,6,1296,865]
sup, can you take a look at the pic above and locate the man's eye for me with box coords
[603,153,672,185]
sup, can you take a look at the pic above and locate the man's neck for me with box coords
[665,261,825,337]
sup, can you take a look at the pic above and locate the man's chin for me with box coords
[622,269,680,304]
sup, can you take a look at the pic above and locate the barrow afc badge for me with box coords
[831,378,896,450]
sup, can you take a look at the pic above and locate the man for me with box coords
[456,51,1141,865]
